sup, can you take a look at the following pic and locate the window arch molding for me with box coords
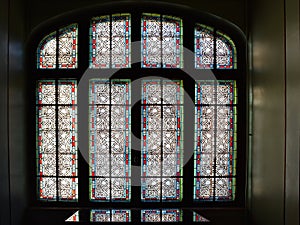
[27,1,247,223]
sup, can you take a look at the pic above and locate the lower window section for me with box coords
[66,209,211,223]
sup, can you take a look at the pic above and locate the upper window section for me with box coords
[141,14,183,68]
[195,24,237,69]
[37,24,78,69]
[90,14,131,68]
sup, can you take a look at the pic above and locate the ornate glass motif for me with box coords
[141,14,183,68]
[162,16,183,68]
[141,14,161,68]
[90,209,131,222]
[111,14,131,68]
[216,31,237,69]
[161,209,182,222]
[141,210,161,222]
[194,80,237,201]
[90,14,131,68]
[90,16,110,68]
[37,32,57,69]
[36,80,78,201]
[195,24,214,69]
[141,80,183,202]
[141,209,181,222]
[89,79,131,202]
[58,24,78,69]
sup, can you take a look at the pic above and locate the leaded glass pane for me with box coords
[111,14,131,68]
[194,80,237,201]
[58,24,78,69]
[162,16,183,68]
[161,209,182,222]
[90,178,110,201]
[141,14,183,68]
[195,24,214,69]
[91,210,111,222]
[216,31,237,69]
[36,80,78,201]
[89,79,131,202]
[37,80,56,104]
[141,210,161,222]
[141,14,161,68]
[37,32,56,69]
[38,177,57,200]
[90,16,110,68]
[58,177,78,200]
[111,210,131,222]
[141,80,183,202]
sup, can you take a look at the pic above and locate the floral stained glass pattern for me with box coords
[194,25,237,69]
[90,14,131,68]
[216,31,237,69]
[89,79,131,201]
[37,32,57,69]
[36,80,78,201]
[141,209,182,222]
[141,14,183,68]
[58,24,78,69]
[194,80,237,201]
[90,209,131,222]
[195,24,214,69]
[141,80,183,202]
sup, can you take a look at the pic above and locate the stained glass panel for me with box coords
[194,80,237,201]
[90,16,110,68]
[90,15,131,68]
[141,14,183,68]
[216,31,237,69]
[161,209,182,222]
[36,80,78,201]
[141,210,161,222]
[141,80,183,202]
[112,14,131,68]
[58,24,78,69]
[195,24,214,69]
[89,79,131,202]
[90,209,131,222]
[141,14,161,68]
[162,16,183,68]
[37,32,56,69]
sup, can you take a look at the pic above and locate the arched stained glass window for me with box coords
[37,24,78,69]
[194,24,237,69]
[90,14,131,68]
[31,4,246,223]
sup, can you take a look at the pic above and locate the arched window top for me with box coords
[37,31,56,69]
[195,23,237,70]
[36,23,78,69]
[35,13,241,72]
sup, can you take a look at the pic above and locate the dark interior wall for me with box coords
[0,0,10,224]
[26,0,247,34]
[250,0,300,224]
[285,0,300,224]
